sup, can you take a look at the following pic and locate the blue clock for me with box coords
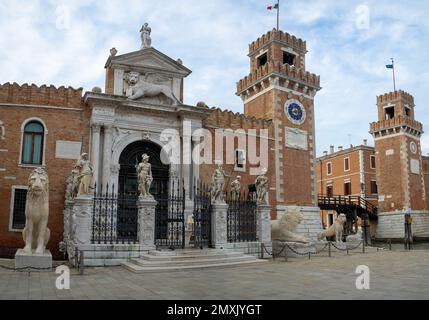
[285,100,306,125]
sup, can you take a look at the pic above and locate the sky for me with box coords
[0,0,428,156]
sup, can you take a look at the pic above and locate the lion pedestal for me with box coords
[15,249,52,271]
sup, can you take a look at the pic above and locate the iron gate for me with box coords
[192,182,212,249]
[92,184,138,244]
[226,192,257,243]
[155,180,186,249]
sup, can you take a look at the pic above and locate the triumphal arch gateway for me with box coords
[0,24,323,265]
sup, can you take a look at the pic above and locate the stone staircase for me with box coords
[122,249,266,273]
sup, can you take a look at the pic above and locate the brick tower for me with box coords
[236,29,322,239]
[370,90,429,239]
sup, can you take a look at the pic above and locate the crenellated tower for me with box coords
[370,90,429,239]
[236,29,322,238]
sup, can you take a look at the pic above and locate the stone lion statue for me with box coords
[317,213,347,243]
[271,207,310,243]
[125,71,180,105]
[22,168,50,255]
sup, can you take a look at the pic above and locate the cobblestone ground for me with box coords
[0,250,428,300]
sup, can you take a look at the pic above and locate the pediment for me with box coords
[107,47,191,78]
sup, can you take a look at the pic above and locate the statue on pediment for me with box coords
[125,71,180,106]
[140,23,152,49]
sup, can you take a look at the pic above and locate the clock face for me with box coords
[285,100,306,125]
[410,142,417,155]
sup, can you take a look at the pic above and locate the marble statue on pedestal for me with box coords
[140,23,152,49]
[22,168,51,254]
[75,153,94,196]
[255,169,269,205]
[137,154,154,200]
[317,213,347,243]
[271,207,311,243]
[211,163,227,202]
[230,176,241,201]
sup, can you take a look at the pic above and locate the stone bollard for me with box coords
[257,204,272,244]
[138,198,157,251]
[211,201,228,249]
[72,195,94,245]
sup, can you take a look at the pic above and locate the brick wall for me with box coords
[0,84,88,259]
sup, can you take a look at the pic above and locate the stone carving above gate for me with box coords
[124,71,180,106]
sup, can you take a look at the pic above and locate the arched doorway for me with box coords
[117,141,170,241]
[118,140,170,196]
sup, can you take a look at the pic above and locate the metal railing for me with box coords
[226,192,257,243]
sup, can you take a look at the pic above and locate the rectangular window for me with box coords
[283,52,295,66]
[344,157,350,172]
[370,181,378,195]
[344,182,352,196]
[370,155,376,169]
[405,107,411,117]
[257,53,268,67]
[326,185,333,198]
[327,162,332,175]
[385,106,395,119]
[235,149,246,171]
[11,188,27,230]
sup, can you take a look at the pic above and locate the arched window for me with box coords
[22,121,44,165]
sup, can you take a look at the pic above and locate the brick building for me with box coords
[316,90,429,240]
[0,26,324,260]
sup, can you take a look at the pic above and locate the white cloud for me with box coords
[0,0,428,157]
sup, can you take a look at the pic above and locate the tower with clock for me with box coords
[370,90,429,239]
[236,28,322,239]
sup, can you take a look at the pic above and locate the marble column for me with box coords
[257,204,272,244]
[211,201,228,249]
[91,125,101,189]
[102,125,114,189]
[138,198,157,251]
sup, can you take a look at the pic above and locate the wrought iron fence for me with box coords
[91,184,139,244]
[192,181,212,249]
[226,192,257,243]
[155,179,186,249]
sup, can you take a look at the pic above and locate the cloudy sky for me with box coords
[0,0,428,156]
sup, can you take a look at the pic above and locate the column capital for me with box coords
[92,125,101,134]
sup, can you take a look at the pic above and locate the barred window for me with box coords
[11,188,27,230]
[22,121,44,165]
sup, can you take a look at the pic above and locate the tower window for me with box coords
[385,107,395,120]
[283,52,295,66]
[257,53,268,67]
[405,107,411,117]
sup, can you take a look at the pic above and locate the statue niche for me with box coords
[124,71,180,106]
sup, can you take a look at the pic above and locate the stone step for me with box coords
[122,258,266,273]
[130,255,255,267]
[148,249,227,256]
[140,252,244,261]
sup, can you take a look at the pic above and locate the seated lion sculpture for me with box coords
[317,213,347,243]
[22,168,50,255]
[271,207,310,243]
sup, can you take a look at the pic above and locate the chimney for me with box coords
[338,146,343,152]
[363,139,368,146]
[323,151,328,157]
[330,146,335,154]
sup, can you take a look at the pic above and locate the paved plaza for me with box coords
[0,249,428,300]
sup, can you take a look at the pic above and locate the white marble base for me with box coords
[376,211,429,239]
[15,249,52,271]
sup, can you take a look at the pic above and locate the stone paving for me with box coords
[0,249,428,300]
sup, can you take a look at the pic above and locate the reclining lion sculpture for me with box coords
[22,168,50,255]
[271,207,310,243]
[317,213,347,243]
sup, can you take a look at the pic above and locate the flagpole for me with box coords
[277,0,280,31]
[391,58,397,92]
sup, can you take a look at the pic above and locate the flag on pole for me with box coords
[386,64,394,69]
[267,4,279,10]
